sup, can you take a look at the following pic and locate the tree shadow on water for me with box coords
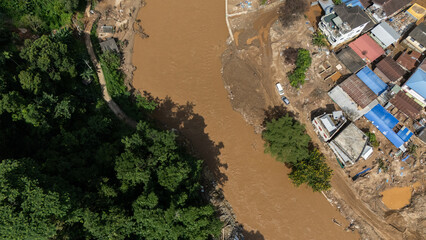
[142,91,228,186]
[242,229,265,240]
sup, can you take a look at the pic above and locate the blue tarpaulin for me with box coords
[364,104,405,148]
[405,66,426,99]
[397,127,413,142]
[343,0,364,8]
[356,67,388,95]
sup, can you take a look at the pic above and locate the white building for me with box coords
[370,22,401,48]
[319,4,373,47]
[312,111,347,142]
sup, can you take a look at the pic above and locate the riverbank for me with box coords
[130,1,358,239]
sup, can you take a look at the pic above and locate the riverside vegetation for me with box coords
[0,1,222,239]
[263,115,332,192]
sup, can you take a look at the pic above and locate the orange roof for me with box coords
[349,34,385,63]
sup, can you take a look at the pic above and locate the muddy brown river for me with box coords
[132,1,359,239]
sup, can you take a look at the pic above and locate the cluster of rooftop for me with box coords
[313,0,426,166]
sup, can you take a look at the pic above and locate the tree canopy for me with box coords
[0,10,222,239]
[263,115,332,192]
[0,0,80,32]
[262,115,311,164]
[287,48,311,88]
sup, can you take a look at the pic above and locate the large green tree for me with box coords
[288,149,332,192]
[262,115,311,164]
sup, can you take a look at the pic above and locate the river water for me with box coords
[132,1,358,239]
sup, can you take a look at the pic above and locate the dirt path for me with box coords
[131,1,359,239]
[83,2,137,128]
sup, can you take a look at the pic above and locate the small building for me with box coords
[328,75,379,121]
[349,34,385,63]
[356,66,388,95]
[406,3,426,21]
[336,47,366,73]
[404,22,426,53]
[401,60,426,107]
[319,5,373,47]
[100,38,119,53]
[374,56,405,83]
[329,123,370,166]
[101,25,114,33]
[318,0,335,15]
[389,91,423,119]
[370,22,400,48]
[418,128,426,143]
[366,0,411,22]
[312,112,347,141]
[396,49,422,71]
[364,104,413,151]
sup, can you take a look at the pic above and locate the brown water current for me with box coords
[132,1,359,239]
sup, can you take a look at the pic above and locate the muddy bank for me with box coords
[131,0,358,239]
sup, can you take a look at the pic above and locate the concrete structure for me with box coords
[312,112,347,141]
[405,22,426,53]
[370,22,400,48]
[329,123,369,166]
[401,61,426,107]
[319,5,372,47]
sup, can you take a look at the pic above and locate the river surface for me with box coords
[132,1,358,239]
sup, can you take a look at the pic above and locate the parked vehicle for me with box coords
[275,82,284,95]
[281,96,290,105]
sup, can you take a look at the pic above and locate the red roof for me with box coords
[349,34,385,63]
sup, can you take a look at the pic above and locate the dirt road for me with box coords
[83,2,137,128]
[131,1,359,239]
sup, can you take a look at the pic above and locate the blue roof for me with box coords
[343,0,364,8]
[405,67,426,99]
[356,67,388,95]
[397,127,413,142]
[364,104,404,148]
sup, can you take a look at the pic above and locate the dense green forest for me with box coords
[0,2,221,239]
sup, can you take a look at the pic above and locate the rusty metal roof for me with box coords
[390,91,423,119]
[376,56,405,82]
[340,74,377,108]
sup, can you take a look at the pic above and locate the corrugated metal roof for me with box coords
[375,56,405,82]
[349,34,385,62]
[405,61,426,99]
[336,47,366,73]
[397,126,413,142]
[390,91,423,119]
[364,104,405,149]
[340,74,377,108]
[396,50,422,71]
[371,22,400,48]
[356,67,388,95]
[409,22,426,47]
